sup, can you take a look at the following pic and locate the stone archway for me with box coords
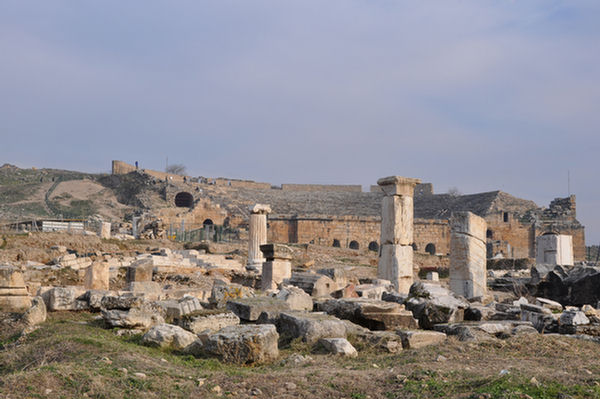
[368,241,379,252]
[174,192,194,208]
[349,240,360,250]
[425,243,436,255]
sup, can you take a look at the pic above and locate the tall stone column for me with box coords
[449,211,487,299]
[377,176,421,293]
[260,243,292,291]
[247,204,271,272]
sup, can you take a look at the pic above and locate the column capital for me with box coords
[377,176,421,196]
[249,204,272,214]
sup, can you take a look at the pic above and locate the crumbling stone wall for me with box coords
[281,184,363,192]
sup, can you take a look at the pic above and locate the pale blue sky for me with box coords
[1,1,599,242]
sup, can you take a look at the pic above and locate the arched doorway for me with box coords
[174,192,194,208]
[332,239,341,248]
[425,243,436,255]
[203,219,214,226]
[349,240,360,250]
[368,241,379,252]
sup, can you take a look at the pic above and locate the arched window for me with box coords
[174,192,194,208]
[349,240,360,250]
[368,241,379,252]
[425,243,436,255]
[332,239,341,248]
[203,219,214,226]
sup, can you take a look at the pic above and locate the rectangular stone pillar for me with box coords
[99,222,111,239]
[536,234,573,266]
[247,204,271,272]
[261,244,292,291]
[449,211,487,299]
[377,176,421,293]
[84,262,110,290]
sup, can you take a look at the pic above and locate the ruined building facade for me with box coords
[112,160,586,262]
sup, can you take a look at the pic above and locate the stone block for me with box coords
[278,311,347,343]
[318,338,357,357]
[286,272,335,297]
[48,286,87,311]
[380,195,413,245]
[262,260,292,291]
[319,298,418,330]
[99,222,111,239]
[376,176,422,196]
[378,244,413,294]
[204,324,279,364]
[126,261,154,283]
[142,323,198,351]
[275,286,313,311]
[397,330,446,349]
[126,281,162,299]
[226,297,290,321]
[178,310,240,334]
[260,243,293,261]
[84,262,110,290]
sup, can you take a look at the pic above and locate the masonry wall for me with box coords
[485,212,535,259]
[281,184,363,192]
[413,219,450,255]
[213,178,272,190]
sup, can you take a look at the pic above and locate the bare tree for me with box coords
[166,164,187,176]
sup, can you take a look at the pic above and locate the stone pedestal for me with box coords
[247,204,271,272]
[0,265,31,312]
[99,222,111,239]
[449,212,487,299]
[536,234,573,266]
[84,262,110,290]
[377,176,421,293]
[260,244,292,291]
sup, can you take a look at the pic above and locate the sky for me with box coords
[1,1,599,243]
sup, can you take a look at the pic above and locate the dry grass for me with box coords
[1,312,600,398]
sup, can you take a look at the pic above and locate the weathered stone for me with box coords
[275,286,313,311]
[259,243,292,261]
[355,283,389,300]
[0,265,31,312]
[318,338,357,357]
[178,310,240,334]
[48,286,88,311]
[126,281,162,299]
[204,324,279,364]
[381,195,413,246]
[262,260,292,291]
[101,295,145,310]
[536,234,573,266]
[209,282,255,308]
[535,297,563,312]
[21,296,47,328]
[84,262,110,290]
[317,268,349,290]
[449,212,487,299]
[126,261,154,283]
[99,222,111,239]
[520,304,556,333]
[278,311,347,343]
[405,282,467,329]
[162,296,203,319]
[559,310,589,326]
[286,272,335,297]
[332,284,360,299]
[378,244,413,294]
[318,298,418,330]
[102,306,165,329]
[464,304,497,321]
[397,330,446,349]
[142,323,198,350]
[226,297,290,321]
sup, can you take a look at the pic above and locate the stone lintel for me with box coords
[249,204,272,215]
[377,176,422,196]
[260,244,293,261]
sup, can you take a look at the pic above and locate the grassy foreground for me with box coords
[1,312,600,399]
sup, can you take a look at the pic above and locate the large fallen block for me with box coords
[226,297,290,322]
[397,330,446,349]
[177,310,240,334]
[204,324,279,364]
[318,298,418,330]
[285,272,335,297]
[142,323,198,351]
[278,311,347,343]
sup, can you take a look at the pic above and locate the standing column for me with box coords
[247,204,271,272]
[99,222,111,239]
[449,211,487,299]
[377,176,421,293]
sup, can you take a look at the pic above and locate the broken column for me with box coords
[247,204,271,272]
[99,222,111,239]
[261,244,292,291]
[377,176,421,293]
[0,265,32,312]
[449,211,487,299]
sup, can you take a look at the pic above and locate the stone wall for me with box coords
[281,184,363,192]
[413,219,450,255]
[213,178,272,190]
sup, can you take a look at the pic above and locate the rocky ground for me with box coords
[2,232,600,399]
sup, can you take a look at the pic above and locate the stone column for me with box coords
[260,244,292,291]
[247,204,271,272]
[99,222,111,239]
[449,211,487,299]
[377,176,421,293]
